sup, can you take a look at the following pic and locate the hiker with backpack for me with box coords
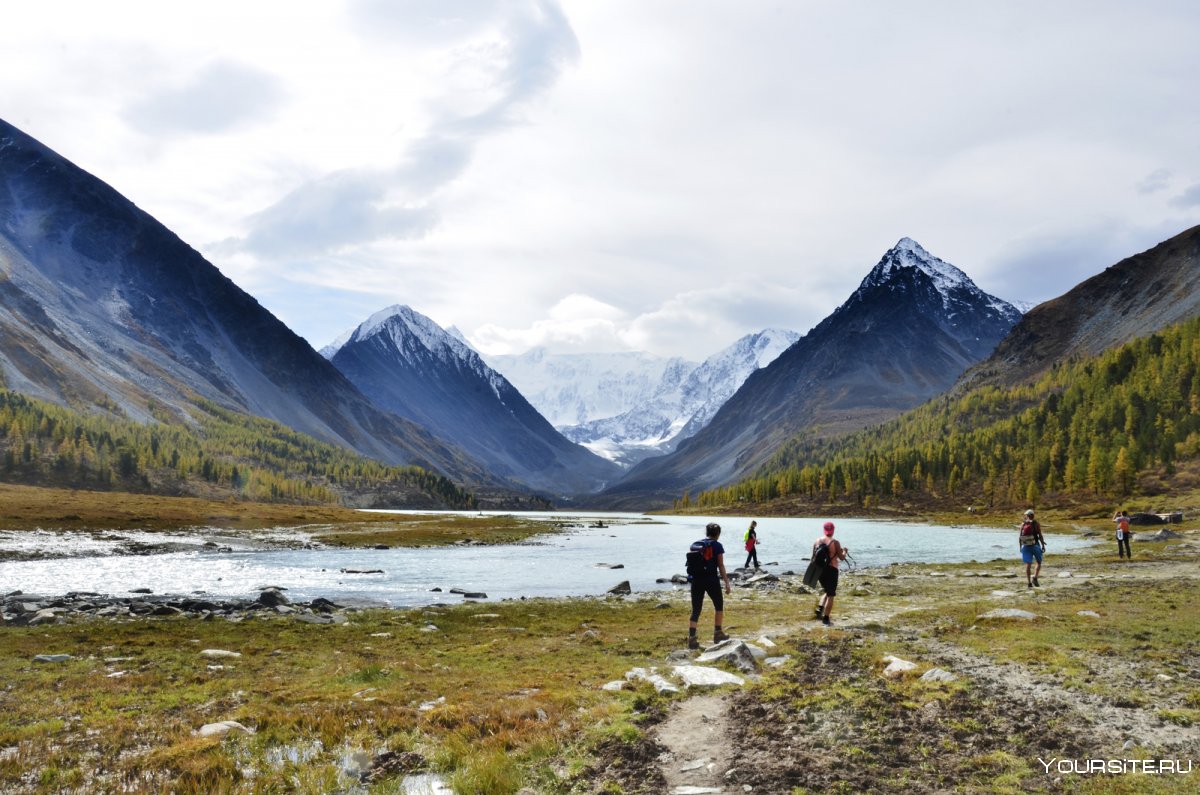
[743,520,760,569]
[812,521,847,626]
[686,522,732,649]
[1019,508,1046,587]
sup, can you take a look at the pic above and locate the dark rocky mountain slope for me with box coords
[596,238,1023,507]
[962,224,1200,387]
[324,306,621,496]
[0,117,489,485]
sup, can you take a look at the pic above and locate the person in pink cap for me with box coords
[813,521,848,625]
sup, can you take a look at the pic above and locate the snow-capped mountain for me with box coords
[597,238,1023,506]
[324,306,621,496]
[556,329,800,467]
[0,117,491,486]
[482,349,699,428]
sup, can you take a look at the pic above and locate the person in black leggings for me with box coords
[687,522,732,649]
[744,520,760,569]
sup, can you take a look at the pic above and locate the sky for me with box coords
[3,1,1199,360]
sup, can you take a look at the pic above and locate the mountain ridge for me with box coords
[592,239,1023,507]
[325,305,622,496]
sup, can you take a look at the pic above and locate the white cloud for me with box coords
[2,1,1199,359]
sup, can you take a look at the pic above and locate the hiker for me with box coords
[1113,509,1132,559]
[743,520,760,569]
[813,521,847,626]
[1019,508,1046,587]
[686,522,732,649]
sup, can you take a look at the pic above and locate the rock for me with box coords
[195,720,254,738]
[419,697,446,711]
[920,668,958,683]
[340,568,384,574]
[130,588,153,594]
[601,680,625,691]
[990,590,1017,598]
[696,640,759,674]
[28,609,61,626]
[257,588,291,607]
[1078,610,1101,618]
[458,592,488,600]
[764,655,792,667]
[607,580,632,596]
[624,667,680,694]
[1136,528,1182,542]
[743,573,779,586]
[33,654,73,663]
[200,649,242,659]
[680,758,711,772]
[373,544,390,550]
[882,655,918,678]
[669,574,689,584]
[309,597,341,613]
[757,636,777,649]
[673,664,745,688]
[595,563,625,569]
[979,609,1039,621]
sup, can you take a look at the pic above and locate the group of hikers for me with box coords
[685,518,849,648]
[685,506,1137,648]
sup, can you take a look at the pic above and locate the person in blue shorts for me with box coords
[1018,508,1046,587]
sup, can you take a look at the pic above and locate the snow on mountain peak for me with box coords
[869,237,973,295]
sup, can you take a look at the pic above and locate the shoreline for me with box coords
[1,523,1196,792]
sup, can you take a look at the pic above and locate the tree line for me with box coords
[683,315,1200,512]
[0,391,475,508]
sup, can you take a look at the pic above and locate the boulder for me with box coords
[696,640,759,674]
[257,589,290,607]
[673,664,745,688]
[882,655,918,678]
[33,654,73,663]
[1136,528,1182,542]
[607,580,632,596]
[920,668,958,683]
[195,720,254,738]
[624,667,680,694]
[200,649,242,659]
[979,609,1039,621]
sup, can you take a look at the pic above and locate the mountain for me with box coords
[556,329,800,467]
[323,306,622,496]
[597,238,1024,506]
[484,348,697,429]
[962,224,1200,387]
[0,117,489,486]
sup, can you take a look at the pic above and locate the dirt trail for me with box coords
[643,541,1200,792]
[652,693,736,794]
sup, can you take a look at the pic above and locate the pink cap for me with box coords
[823,522,835,535]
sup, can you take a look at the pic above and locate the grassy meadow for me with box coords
[1,488,1198,793]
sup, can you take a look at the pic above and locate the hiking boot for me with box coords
[687,636,700,650]
[713,629,730,643]
[821,615,831,626]
[814,604,824,618]
[1033,577,1040,587]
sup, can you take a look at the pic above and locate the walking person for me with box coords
[743,520,760,569]
[1019,508,1046,587]
[813,521,847,626]
[1113,510,1132,559]
[686,522,732,649]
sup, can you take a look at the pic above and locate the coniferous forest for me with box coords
[0,391,475,509]
[684,316,1200,513]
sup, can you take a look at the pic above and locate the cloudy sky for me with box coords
[3,1,1198,359]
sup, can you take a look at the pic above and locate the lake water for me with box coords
[0,512,1094,607]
